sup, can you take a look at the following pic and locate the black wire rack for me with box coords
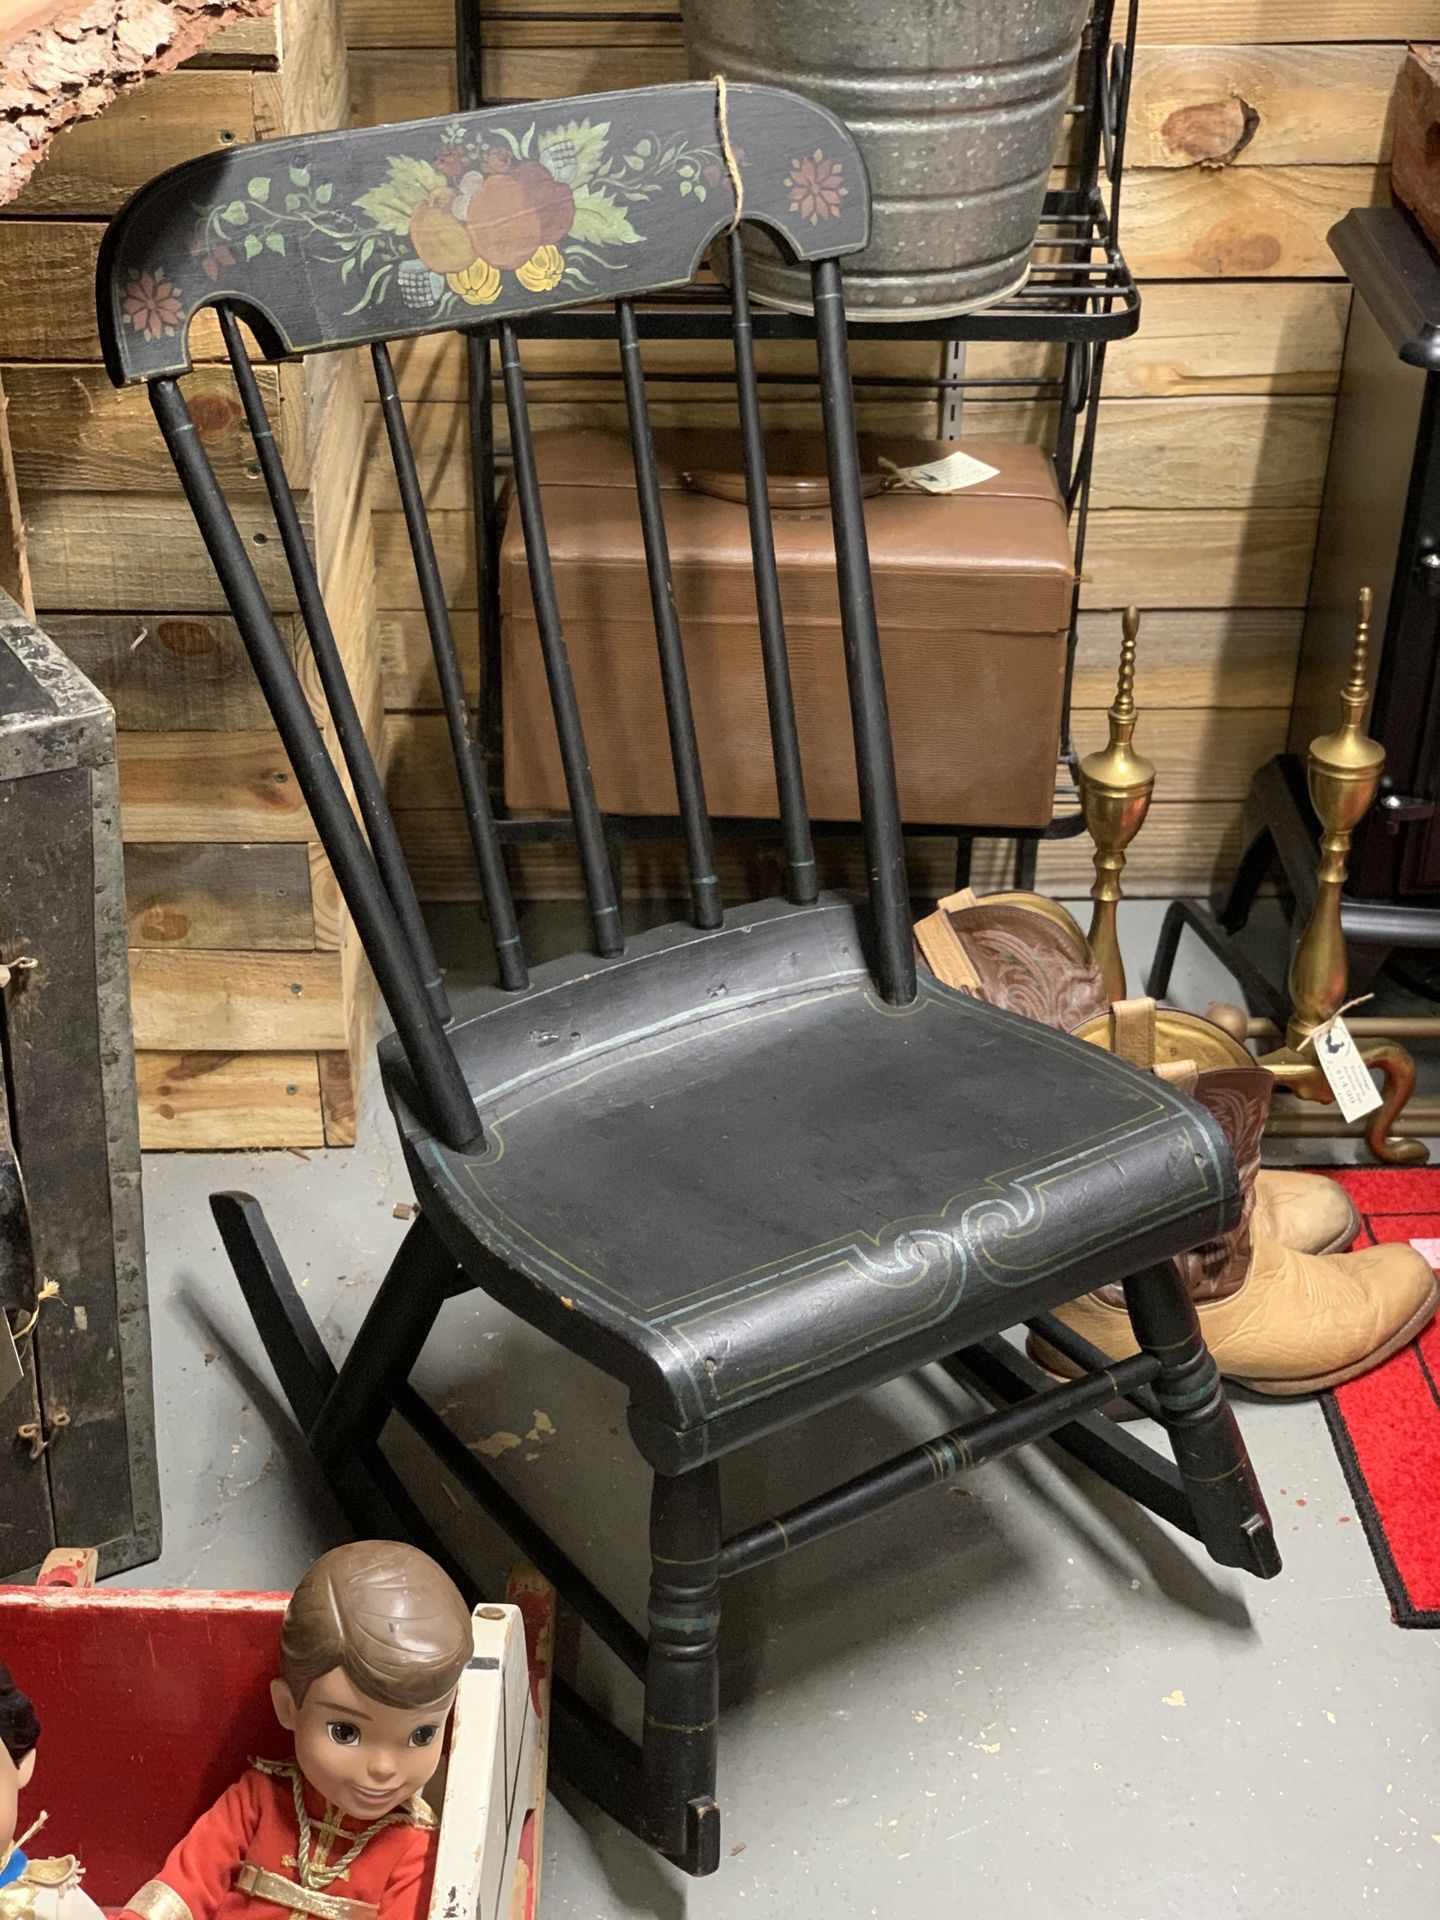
[457,0,1142,892]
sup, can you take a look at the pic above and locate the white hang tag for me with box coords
[0,1315,22,1405]
[1313,1014,1383,1123]
[889,448,999,494]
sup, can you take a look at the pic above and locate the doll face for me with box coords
[0,1746,36,1857]
[271,1670,453,1822]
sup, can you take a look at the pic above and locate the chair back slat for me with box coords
[218,311,451,1025]
[726,231,818,907]
[810,257,916,1005]
[148,376,484,1151]
[499,319,625,960]
[616,298,721,931]
[371,341,529,991]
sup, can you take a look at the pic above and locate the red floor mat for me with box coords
[1319,1167,1440,1627]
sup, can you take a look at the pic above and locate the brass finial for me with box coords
[1080,606,1155,1001]
[1285,585,1386,1049]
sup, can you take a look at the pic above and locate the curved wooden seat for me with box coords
[389,897,1236,1468]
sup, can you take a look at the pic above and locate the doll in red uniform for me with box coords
[123,1543,472,1920]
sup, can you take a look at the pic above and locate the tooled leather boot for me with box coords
[1028,1001,1438,1395]
[914,889,1361,1258]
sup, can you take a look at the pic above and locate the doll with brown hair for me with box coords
[122,1543,472,1920]
[0,1663,104,1920]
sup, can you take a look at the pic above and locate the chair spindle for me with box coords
[217,311,452,1025]
[498,320,624,959]
[372,342,528,992]
[726,231,818,908]
[616,299,721,931]
[810,257,917,1005]
[149,376,483,1153]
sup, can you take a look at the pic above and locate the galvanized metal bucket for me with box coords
[683,0,1091,320]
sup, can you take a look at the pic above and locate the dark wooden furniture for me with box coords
[0,594,159,1579]
[99,82,1279,1874]
[1149,207,1440,1014]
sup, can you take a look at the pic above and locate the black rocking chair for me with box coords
[99,82,1280,1875]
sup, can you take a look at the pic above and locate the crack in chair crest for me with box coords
[98,80,1280,1876]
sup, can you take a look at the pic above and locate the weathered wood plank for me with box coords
[1071,609,1301,710]
[1121,164,1388,277]
[1128,45,1404,169]
[1136,1,1440,40]
[378,607,476,709]
[3,362,302,493]
[1062,279,1349,398]
[136,1050,325,1148]
[130,946,347,1048]
[124,841,315,947]
[27,491,299,608]
[46,612,288,729]
[1081,507,1318,608]
[118,730,313,839]
[1085,394,1333,510]
[392,799,1245,904]
[343,0,680,48]
[11,68,257,216]
[184,11,281,66]
[349,46,687,122]
[341,1,1440,56]
[374,504,1320,614]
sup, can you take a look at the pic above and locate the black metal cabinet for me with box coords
[1296,208,1440,906]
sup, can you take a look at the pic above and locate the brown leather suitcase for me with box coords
[500,428,1074,829]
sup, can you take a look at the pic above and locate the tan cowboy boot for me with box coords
[914,891,1362,1260]
[1030,1001,1437,1395]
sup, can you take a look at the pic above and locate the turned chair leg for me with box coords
[1122,1263,1281,1580]
[639,1463,723,1875]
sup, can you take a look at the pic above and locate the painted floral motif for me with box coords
[121,267,184,340]
[786,149,847,225]
[163,117,720,327]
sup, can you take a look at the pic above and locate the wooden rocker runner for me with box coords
[98,83,1280,1876]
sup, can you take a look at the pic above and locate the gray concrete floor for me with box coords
[131,900,1440,1918]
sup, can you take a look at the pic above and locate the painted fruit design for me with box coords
[163,115,725,332]
[409,148,575,304]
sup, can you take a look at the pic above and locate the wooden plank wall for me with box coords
[344,0,1432,904]
[4,0,380,1148]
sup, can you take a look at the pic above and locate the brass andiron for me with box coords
[1256,586,1427,1165]
[1080,606,1154,1000]
[1285,585,1385,1051]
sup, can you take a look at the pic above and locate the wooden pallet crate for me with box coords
[4,0,380,1149]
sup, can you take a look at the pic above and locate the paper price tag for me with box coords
[1314,1014,1383,1123]
[887,449,999,494]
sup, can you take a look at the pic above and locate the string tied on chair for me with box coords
[712,73,745,231]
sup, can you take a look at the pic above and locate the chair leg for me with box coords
[310,1212,460,1470]
[639,1463,723,1875]
[1122,1263,1281,1580]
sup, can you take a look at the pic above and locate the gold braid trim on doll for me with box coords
[127,1880,194,1920]
[232,1867,377,1920]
